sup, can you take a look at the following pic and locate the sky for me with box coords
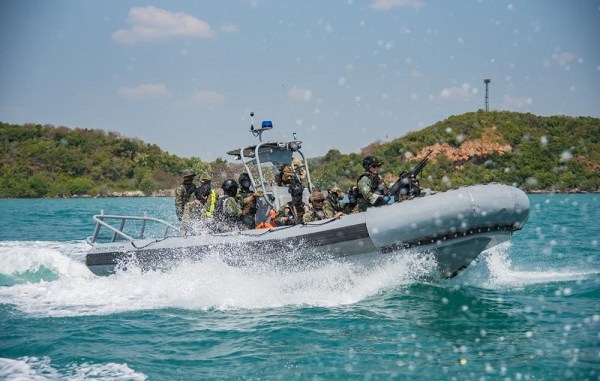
[1,0,599,161]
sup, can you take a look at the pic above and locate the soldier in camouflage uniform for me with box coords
[237,173,257,229]
[215,179,243,232]
[181,178,217,235]
[175,169,197,220]
[357,156,390,212]
[274,181,309,226]
[276,157,306,186]
[323,186,345,215]
[303,190,341,223]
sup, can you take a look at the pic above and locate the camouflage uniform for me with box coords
[343,187,360,214]
[277,158,306,186]
[237,189,257,229]
[274,202,309,226]
[302,191,334,223]
[181,189,217,235]
[216,195,243,232]
[323,186,344,215]
[175,176,197,220]
[357,173,386,212]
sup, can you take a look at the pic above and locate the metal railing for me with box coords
[86,211,178,244]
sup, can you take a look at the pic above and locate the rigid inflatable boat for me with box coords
[85,116,530,278]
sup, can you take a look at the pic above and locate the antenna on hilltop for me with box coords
[484,79,491,112]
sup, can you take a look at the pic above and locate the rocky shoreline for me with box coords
[60,189,175,198]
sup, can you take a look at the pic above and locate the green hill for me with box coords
[1,111,599,198]
[310,111,599,193]
[0,123,207,197]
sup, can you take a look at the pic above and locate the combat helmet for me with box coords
[221,179,239,197]
[182,168,197,178]
[362,156,381,170]
[310,190,325,202]
[328,186,343,198]
[238,173,252,189]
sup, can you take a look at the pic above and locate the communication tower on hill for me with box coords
[484,79,491,112]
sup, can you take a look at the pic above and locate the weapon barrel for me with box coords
[411,150,432,176]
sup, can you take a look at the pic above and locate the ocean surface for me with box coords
[0,194,598,380]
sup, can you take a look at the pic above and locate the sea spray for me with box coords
[0,244,437,317]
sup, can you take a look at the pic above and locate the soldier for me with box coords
[344,186,361,214]
[175,169,197,221]
[303,190,341,223]
[276,157,306,186]
[357,156,390,211]
[215,179,243,232]
[274,181,309,226]
[324,186,345,215]
[237,173,257,229]
[181,177,217,235]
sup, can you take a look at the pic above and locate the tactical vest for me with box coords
[357,172,381,194]
[182,183,196,204]
[287,202,306,224]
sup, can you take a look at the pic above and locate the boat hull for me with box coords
[85,184,529,278]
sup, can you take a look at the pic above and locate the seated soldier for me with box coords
[303,190,342,223]
[357,155,390,211]
[324,186,345,215]
[215,179,243,232]
[274,181,309,226]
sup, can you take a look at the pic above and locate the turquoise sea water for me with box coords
[0,194,599,380]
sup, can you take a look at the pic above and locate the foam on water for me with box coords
[460,242,599,289]
[0,356,146,381]
[4,238,596,318]
[0,241,91,285]
[0,242,436,317]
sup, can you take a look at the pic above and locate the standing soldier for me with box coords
[181,177,217,235]
[237,173,257,229]
[175,169,197,221]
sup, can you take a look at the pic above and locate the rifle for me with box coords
[388,150,432,199]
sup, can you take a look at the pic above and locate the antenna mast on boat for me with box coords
[249,111,272,142]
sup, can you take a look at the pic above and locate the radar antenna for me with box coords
[484,79,491,112]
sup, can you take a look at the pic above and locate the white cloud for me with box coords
[112,6,215,44]
[370,0,423,10]
[220,24,239,33]
[552,51,579,66]
[172,90,225,109]
[118,83,169,99]
[439,83,475,101]
[504,96,532,108]
[288,87,313,102]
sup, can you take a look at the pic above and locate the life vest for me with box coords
[204,189,217,217]
[256,209,276,229]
